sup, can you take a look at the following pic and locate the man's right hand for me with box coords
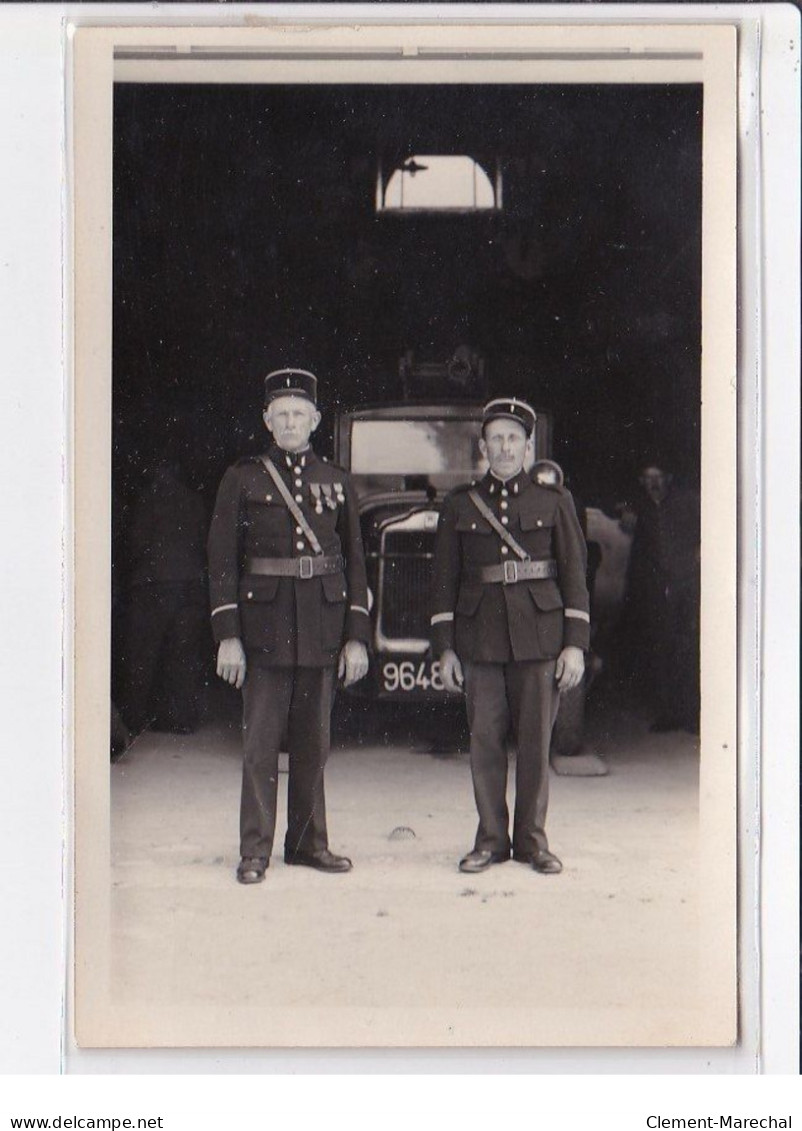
[440,649,464,693]
[217,637,247,689]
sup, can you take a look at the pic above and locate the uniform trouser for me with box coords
[463,659,559,857]
[240,665,335,860]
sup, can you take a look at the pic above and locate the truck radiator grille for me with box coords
[379,530,435,641]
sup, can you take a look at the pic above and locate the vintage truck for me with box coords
[335,401,555,701]
[335,393,632,709]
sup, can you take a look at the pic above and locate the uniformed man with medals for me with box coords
[208,369,370,884]
[430,398,590,875]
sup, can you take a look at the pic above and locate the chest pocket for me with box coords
[243,495,290,549]
[519,507,556,533]
[244,490,285,514]
[455,513,493,535]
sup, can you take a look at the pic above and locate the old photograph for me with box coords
[73,23,737,1049]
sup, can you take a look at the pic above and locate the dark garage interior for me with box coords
[112,81,702,509]
[110,79,703,744]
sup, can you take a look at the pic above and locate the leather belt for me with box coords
[245,554,344,580]
[470,559,558,585]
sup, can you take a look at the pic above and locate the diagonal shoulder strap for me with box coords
[468,490,530,561]
[261,457,324,556]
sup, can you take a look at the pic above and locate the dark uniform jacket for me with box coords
[208,444,370,668]
[430,468,590,664]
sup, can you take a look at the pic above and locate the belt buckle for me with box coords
[503,560,518,584]
[299,556,314,580]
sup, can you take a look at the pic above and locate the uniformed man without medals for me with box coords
[208,369,370,884]
[430,398,590,874]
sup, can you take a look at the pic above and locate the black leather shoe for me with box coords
[458,849,510,874]
[236,856,268,884]
[513,849,563,874]
[285,849,353,873]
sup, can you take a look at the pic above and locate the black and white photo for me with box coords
[72,21,738,1049]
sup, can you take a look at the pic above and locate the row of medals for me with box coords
[309,482,345,514]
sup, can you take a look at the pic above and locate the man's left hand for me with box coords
[338,640,369,687]
[555,645,584,694]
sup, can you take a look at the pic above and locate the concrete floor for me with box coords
[109,696,703,1047]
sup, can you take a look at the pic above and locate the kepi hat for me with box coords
[482,397,537,437]
[264,368,318,407]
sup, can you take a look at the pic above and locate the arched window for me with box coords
[378,155,500,212]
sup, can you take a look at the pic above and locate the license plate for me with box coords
[380,658,447,694]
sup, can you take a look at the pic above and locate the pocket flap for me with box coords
[245,488,283,508]
[456,585,485,616]
[455,514,493,535]
[240,576,280,603]
[519,507,556,532]
[321,572,348,603]
[528,581,564,612]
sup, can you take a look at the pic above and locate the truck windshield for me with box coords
[350,418,486,476]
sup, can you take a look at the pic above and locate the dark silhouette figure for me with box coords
[624,464,700,733]
[116,462,210,737]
